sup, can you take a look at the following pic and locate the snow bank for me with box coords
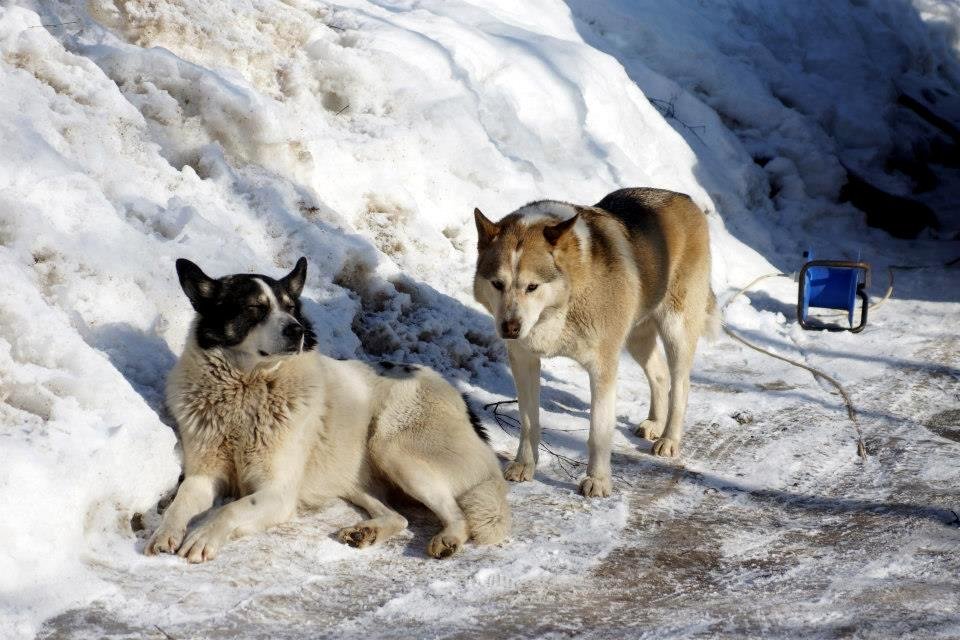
[0,1,752,634]
[569,0,960,257]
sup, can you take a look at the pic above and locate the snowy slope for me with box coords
[569,0,960,248]
[1,0,958,638]
[0,1,749,634]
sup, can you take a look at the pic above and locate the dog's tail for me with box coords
[703,289,721,342]
[458,477,511,545]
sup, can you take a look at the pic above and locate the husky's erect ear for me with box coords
[543,213,580,246]
[474,208,500,250]
[281,256,307,298]
[176,259,219,311]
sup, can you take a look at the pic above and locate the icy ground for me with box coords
[1,0,959,637]
[36,261,960,639]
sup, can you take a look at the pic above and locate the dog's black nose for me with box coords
[501,319,521,339]
[282,322,304,340]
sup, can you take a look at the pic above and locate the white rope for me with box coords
[820,267,894,317]
[721,273,868,459]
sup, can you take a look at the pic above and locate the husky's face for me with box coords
[473,207,579,341]
[175,257,317,364]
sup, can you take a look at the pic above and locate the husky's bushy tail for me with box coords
[703,289,721,341]
[458,477,511,544]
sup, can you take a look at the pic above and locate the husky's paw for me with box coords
[337,525,378,549]
[145,525,184,555]
[177,523,226,563]
[503,460,535,482]
[579,475,612,498]
[652,437,681,458]
[635,419,664,440]
[427,533,463,559]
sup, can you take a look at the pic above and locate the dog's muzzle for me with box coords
[500,318,521,339]
[282,321,305,352]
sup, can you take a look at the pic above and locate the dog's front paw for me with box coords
[337,525,378,549]
[177,524,226,563]
[652,437,681,457]
[427,533,463,559]
[579,474,612,498]
[145,525,185,555]
[635,419,664,440]
[503,460,535,482]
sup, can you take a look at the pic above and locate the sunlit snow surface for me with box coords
[1,0,958,637]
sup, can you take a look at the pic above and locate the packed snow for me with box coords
[0,0,958,638]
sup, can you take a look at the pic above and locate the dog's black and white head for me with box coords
[175,257,317,366]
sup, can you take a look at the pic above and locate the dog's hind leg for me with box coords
[652,309,701,457]
[337,491,408,549]
[626,320,669,441]
[378,461,470,559]
[504,342,541,483]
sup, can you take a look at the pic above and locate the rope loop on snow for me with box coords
[722,257,958,460]
[720,271,867,459]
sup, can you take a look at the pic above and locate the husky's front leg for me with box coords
[504,343,541,482]
[146,475,223,555]
[177,487,297,563]
[580,355,619,498]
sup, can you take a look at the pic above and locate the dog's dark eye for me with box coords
[247,303,268,313]
[491,280,504,291]
[526,283,539,292]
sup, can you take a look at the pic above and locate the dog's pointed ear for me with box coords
[474,208,500,250]
[281,256,308,298]
[543,213,580,246]
[176,259,219,311]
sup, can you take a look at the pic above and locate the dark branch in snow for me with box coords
[897,93,960,145]
[29,21,80,29]
[648,96,707,146]
[483,400,635,486]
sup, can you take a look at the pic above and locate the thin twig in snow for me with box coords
[483,399,637,487]
[648,96,707,145]
[154,626,177,640]
[29,20,80,29]
[484,399,586,480]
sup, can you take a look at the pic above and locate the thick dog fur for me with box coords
[474,188,716,497]
[146,258,509,562]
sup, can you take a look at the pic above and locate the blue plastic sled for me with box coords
[797,250,870,333]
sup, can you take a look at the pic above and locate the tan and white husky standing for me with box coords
[473,188,716,497]
[146,258,509,562]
